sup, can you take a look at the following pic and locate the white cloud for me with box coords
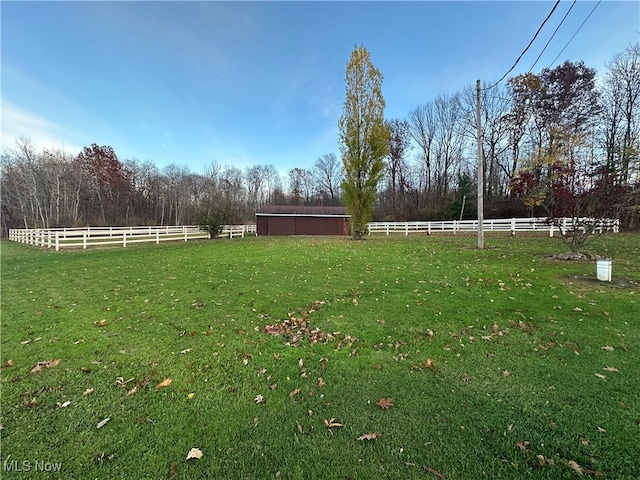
[0,101,82,154]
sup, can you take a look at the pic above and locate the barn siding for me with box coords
[256,206,350,236]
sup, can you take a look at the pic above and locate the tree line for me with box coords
[2,45,638,235]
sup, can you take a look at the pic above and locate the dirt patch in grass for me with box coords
[565,273,638,289]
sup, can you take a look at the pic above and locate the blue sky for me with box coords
[2,1,638,176]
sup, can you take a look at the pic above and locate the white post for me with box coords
[83,231,88,249]
[123,231,127,247]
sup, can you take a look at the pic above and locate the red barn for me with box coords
[256,206,350,236]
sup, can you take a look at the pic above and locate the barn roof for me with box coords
[256,205,349,217]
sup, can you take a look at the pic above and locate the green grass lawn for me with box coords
[1,234,638,479]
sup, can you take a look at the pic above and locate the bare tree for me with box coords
[407,103,436,202]
[601,44,640,183]
[312,153,342,205]
[383,119,411,218]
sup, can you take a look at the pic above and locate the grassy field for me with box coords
[1,233,638,479]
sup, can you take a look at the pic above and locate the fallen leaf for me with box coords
[57,401,71,408]
[268,383,277,390]
[580,438,589,446]
[296,422,303,434]
[324,418,343,428]
[503,370,511,377]
[170,462,178,477]
[156,378,172,389]
[114,376,134,387]
[596,426,606,433]
[516,441,529,451]
[30,359,61,373]
[126,386,138,396]
[595,373,606,380]
[424,466,446,479]
[96,417,111,429]
[585,468,605,476]
[83,388,95,395]
[424,358,434,368]
[601,346,614,351]
[289,388,300,397]
[186,448,203,460]
[254,394,264,403]
[376,398,394,409]
[317,378,325,388]
[358,432,382,440]
[603,367,619,372]
[179,348,191,354]
[187,393,195,399]
[536,454,554,466]
[568,460,582,475]
[95,319,108,327]
[298,358,304,368]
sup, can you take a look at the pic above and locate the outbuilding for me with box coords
[255,206,350,236]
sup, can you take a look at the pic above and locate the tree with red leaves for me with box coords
[76,144,132,225]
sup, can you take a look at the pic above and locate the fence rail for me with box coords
[8,224,257,251]
[367,217,620,236]
[8,218,618,250]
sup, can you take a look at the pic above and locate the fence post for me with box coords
[549,224,554,237]
[83,231,88,249]
[123,231,127,247]
[156,229,160,244]
[184,226,188,242]
[511,218,516,235]
[55,232,60,251]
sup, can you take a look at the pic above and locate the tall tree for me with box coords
[339,45,389,239]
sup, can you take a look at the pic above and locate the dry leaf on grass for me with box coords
[568,460,582,474]
[357,432,382,440]
[254,394,264,404]
[30,359,61,373]
[83,388,94,395]
[96,417,111,429]
[601,346,614,351]
[289,388,300,397]
[595,373,606,380]
[156,378,172,389]
[56,401,71,408]
[603,367,619,372]
[516,441,529,451]
[424,466,446,479]
[324,418,343,434]
[186,448,203,460]
[376,398,394,409]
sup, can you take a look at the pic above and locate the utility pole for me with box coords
[476,79,484,249]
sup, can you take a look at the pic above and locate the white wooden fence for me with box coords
[8,218,618,250]
[8,225,257,251]
[367,217,619,236]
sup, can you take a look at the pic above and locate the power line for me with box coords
[484,0,561,90]
[547,0,601,68]
[528,0,577,73]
